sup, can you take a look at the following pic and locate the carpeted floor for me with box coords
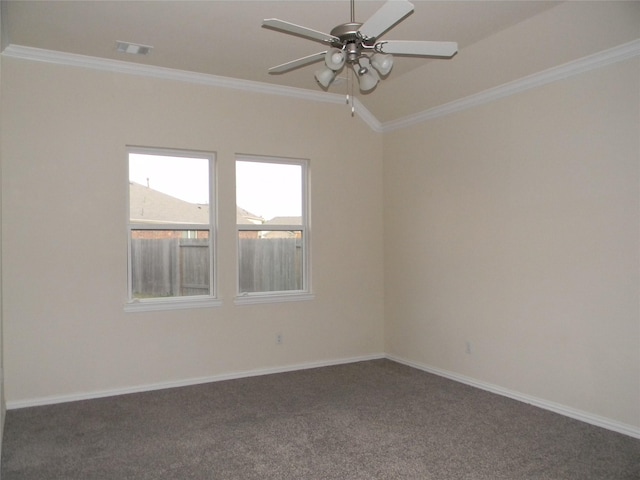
[2,359,639,479]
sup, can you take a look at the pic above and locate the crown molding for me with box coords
[3,40,638,134]
[353,97,384,133]
[1,44,383,131]
[1,44,337,102]
[381,38,640,133]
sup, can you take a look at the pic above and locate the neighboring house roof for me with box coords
[129,182,263,225]
[264,216,302,226]
[260,216,303,239]
[129,182,209,224]
[237,206,264,225]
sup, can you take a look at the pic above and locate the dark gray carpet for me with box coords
[2,359,639,479]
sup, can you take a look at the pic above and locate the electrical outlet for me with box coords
[276,333,283,345]
[465,341,472,354]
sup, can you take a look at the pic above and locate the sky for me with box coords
[129,153,302,221]
[129,153,210,204]
[236,160,302,220]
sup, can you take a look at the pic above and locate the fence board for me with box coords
[238,238,302,293]
[131,238,209,298]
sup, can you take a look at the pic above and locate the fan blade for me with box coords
[268,51,327,74]
[263,19,339,44]
[376,40,458,57]
[358,0,415,41]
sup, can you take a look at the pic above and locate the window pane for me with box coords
[238,231,303,293]
[130,153,209,224]
[130,230,210,298]
[236,161,302,224]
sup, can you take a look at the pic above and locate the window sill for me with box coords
[234,292,315,306]
[124,296,222,313]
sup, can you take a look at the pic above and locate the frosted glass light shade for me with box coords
[358,72,378,91]
[315,67,336,88]
[354,62,380,92]
[371,53,393,76]
[325,48,346,70]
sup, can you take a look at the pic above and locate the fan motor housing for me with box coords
[330,22,363,45]
[330,22,371,63]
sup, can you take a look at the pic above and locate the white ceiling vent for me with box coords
[116,41,153,55]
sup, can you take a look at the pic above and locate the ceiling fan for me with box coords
[262,0,458,95]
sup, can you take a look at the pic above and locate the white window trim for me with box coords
[234,292,315,306]
[125,146,220,312]
[235,155,313,304]
[125,296,222,313]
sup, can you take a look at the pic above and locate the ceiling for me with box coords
[2,1,638,124]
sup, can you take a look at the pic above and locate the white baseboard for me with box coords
[7,352,638,440]
[386,354,640,440]
[6,353,385,410]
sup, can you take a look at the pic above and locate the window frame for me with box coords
[125,146,220,312]
[234,155,313,305]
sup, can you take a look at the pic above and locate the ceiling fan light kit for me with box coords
[371,53,393,76]
[326,48,346,70]
[354,56,380,92]
[263,0,457,104]
[314,67,337,88]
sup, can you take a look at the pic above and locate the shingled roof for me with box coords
[129,182,209,224]
[130,182,263,225]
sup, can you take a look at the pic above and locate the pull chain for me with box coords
[346,68,355,116]
[346,0,357,117]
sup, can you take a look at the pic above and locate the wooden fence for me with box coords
[238,237,303,293]
[131,237,302,298]
[131,238,210,298]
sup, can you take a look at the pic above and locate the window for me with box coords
[235,155,312,304]
[126,147,219,311]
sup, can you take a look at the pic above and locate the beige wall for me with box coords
[384,58,640,429]
[1,37,638,436]
[0,58,385,403]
